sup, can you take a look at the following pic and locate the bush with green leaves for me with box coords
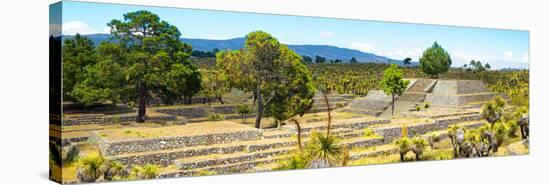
[482,96,506,125]
[103,161,127,181]
[363,128,379,138]
[130,164,159,180]
[208,113,225,121]
[236,104,252,124]
[77,152,106,182]
[275,151,311,170]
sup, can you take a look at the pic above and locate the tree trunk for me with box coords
[218,97,224,104]
[400,153,404,162]
[252,91,257,105]
[391,94,395,116]
[290,118,302,151]
[136,81,147,122]
[415,153,420,161]
[254,82,263,129]
[519,125,525,139]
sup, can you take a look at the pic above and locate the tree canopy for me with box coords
[419,42,452,77]
[380,64,410,115]
[217,31,316,128]
[63,11,201,122]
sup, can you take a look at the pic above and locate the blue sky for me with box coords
[58,1,529,69]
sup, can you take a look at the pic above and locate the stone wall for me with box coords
[96,130,261,156]
[374,114,483,141]
[156,105,239,118]
[63,114,177,126]
[426,93,496,107]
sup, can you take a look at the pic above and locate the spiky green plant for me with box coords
[411,136,429,160]
[305,130,343,167]
[103,161,126,181]
[394,137,411,161]
[77,152,106,182]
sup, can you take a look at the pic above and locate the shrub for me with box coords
[77,152,106,182]
[424,102,430,109]
[130,164,159,180]
[363,128,379,138]
[411,136,429,160]
[208,113,225,121]
[394,137,411,161]
[103,161,126,181]
[427,133,440,149]
[236,104,252,124]
[275,151,311,170]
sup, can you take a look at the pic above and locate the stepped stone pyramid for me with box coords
[343,90,392,116]
[344,79,498,117]
[425,80,498,107]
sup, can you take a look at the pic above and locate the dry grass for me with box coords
[97,121,256,141]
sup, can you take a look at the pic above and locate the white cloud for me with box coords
[103,26,112,34]
[503,51,514,61]
[349,42,376,52]
[319,31,335,38]
[62,21,98,35]
[449,50,529,69]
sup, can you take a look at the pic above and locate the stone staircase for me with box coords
[379,79,437,117]
[94,111,487,178]
[307,93,354,113]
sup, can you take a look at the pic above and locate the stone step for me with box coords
[342,108,384,116]
[160,155,286,178]
[288,118,390,133]
[107,137,296,166]
[398,92,427,102]
[174,147,294,169]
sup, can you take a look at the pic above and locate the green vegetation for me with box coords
[380,64,410,116]
[419,42,452,77]
[217,31,316,128]
[236,104,253,124]
[63,11,202,122]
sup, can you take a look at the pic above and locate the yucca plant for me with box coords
[103,161,126,181]
[447,124,463,158]
[411,136,429,160]
[305,130,343,168]
[77,152,106,182]
[394,137,411,161]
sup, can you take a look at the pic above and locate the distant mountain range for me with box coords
[63,34,418,65]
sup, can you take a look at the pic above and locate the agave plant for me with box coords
[394,137,411,161]
[77,152,106,182]
[305,130,343,168]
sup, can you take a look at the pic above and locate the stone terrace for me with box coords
[88,108,488,177]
